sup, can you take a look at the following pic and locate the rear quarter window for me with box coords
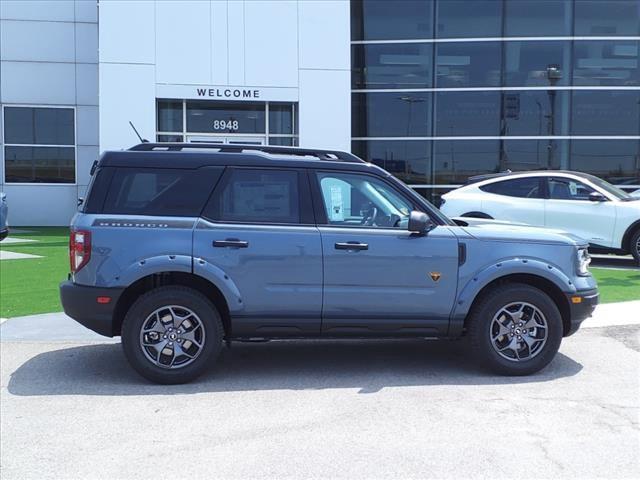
[479,177,542,198]
[101,167,223,216]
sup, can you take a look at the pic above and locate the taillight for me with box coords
[69,229,91,273]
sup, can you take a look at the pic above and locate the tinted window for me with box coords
[435,91,501,136]
[436,42,502,88]
[186,101,265,134]
[575,0,640,36]
[434,140,501,185]
[571,90,640,135]
[352,140,432,185]
[504,0,571,36]
[548,177,595,201]
[573,40,639,86]
[436,0,502,38]
[209,169,300,223]
[268,103,295,134]
[316,172,412,228]
[157,99,183,132]
[480,178,543,198]
[352,92,432,137]
[501,90,569,136]
[352,43,433,89]
[570,140,640,185]
[351,0,434,41]
[502,139,566,171]
[504,41,570,87]
[4,146,75,183]
[4,107,74,145]
[103,167,221,216]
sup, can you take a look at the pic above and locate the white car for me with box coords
[440,171,640,264]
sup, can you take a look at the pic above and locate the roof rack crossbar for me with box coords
[128,142,365,163]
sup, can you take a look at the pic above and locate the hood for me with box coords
[455,219,587,247]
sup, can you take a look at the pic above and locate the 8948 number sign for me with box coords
[213,120,239,131]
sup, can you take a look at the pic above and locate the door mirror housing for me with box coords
[408,211,432,234]
[589,191,607,202]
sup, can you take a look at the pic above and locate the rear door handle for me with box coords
[335,241,368,251]
[213,239,249,248]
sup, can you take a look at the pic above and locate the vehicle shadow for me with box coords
[7,339,583,396]
[591,255,639,270]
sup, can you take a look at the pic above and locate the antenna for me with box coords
[129,121,149,143]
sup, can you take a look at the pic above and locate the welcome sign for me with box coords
[156,84,299,102]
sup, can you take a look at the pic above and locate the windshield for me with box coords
[581,174,634,201]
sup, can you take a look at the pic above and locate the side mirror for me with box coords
[589,192,607,202]
[408,211,432,234]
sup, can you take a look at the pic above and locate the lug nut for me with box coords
[169,342,173,346]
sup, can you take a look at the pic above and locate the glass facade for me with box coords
[351,0,640,200]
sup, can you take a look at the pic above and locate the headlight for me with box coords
[577,248,591,276]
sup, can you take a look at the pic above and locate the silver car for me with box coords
[0,192,8,241]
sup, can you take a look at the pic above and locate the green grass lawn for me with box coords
[1,228,639,318]
[0,227,69,318]
[591,267,640,304]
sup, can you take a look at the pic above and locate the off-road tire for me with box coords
[467,283,563,376]
[121,286,224,384]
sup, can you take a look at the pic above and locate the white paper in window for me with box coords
[569,181,578,196]
[329,186,344,221]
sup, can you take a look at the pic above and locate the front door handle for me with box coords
[335,241,369,251]
[213,239,249,248]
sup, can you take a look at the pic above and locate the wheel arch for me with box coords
[112,272,232,338]
[621,220,640,252]
[463,273,572,336]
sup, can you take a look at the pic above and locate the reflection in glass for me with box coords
[351,0,434,41]
[268,104,294,134]
[573,41,639,86]
[504,41,570,87]
[268,137,297,146]
[4,146,75,183]
[435,92,501,136]
[501,140,566,171]
[157,100,183,132]
[504,0,571,37]
[436,0,502,38]
[157,134,183,142]
[186,101,265,134]
[570,140,640,184]
[434,140,501,184]
[436,42,501,87]
[571,90,640,135]
[352,43,433,89]
[501,90,569,136]
[575,0,640,36]
[352,93,432,137]
[4,107,74,145]
[351,140,431,185]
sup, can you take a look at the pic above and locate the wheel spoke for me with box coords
[181,326,202,348]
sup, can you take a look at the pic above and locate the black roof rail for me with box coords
[128,142,366,163]
[465,170,514,184]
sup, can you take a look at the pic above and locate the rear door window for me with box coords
[204,168,301,224]
[102,167,222,216]
[480,177,543,198]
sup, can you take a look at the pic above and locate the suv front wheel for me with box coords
[121,286,224,384]
[467,283,563,375]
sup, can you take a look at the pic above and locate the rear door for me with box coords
[544,176,617,247]
[311,170,459,337]
[478,177,545,226]
[193,167,322,337]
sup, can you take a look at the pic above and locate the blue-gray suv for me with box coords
[60,143,598,384]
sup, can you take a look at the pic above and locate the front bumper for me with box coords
[564,288,599,337]
[59,280,124,337]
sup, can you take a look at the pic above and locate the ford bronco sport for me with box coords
[60,143,598,384]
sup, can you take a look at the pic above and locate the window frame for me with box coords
[2,104,77,185]
[201,166,315,226]
[309,169,428,230]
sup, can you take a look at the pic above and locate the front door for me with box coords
[311,170,459,337]
[544,176,617,247]
[186,135,266,145]
[193,167,322,337]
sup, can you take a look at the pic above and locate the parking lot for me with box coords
[1,313,638,479]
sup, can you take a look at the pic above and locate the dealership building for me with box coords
[0,0,639,225]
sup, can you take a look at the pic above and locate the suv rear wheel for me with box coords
[121,286,224,384]
[630,229,640,265]
[467,283,563,375]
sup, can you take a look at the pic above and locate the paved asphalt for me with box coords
[1,312,639,479]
